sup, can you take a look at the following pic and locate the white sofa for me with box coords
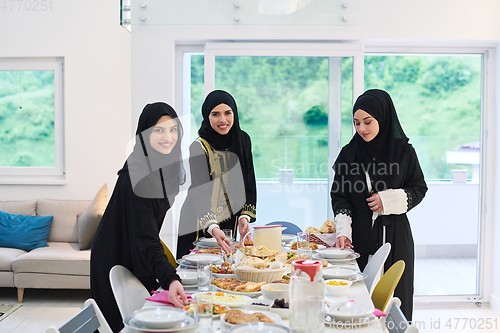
[0,198,97,302]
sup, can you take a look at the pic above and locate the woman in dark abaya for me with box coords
[176,90,256,258]
[331,89,427,321]
[91,102,188,332]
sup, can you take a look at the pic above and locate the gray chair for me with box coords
[363,242,391,295]
[45,298,112,333]
[383,298,419,333]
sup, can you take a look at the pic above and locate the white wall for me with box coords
[0,0,131,200]
[130,0,500,309]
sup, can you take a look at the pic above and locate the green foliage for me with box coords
[0,70,55,167]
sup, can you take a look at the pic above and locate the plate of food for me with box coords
[220,309,281,327]
[193,291,251,307]
[212,262,236,278]
[212,277,265,297]
[183,302,230,318]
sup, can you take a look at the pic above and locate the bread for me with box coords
[224,309,274,325]
[240,256,266,269]
[212,278,266,293]
[305,226,321,233]
[320,219,336,233]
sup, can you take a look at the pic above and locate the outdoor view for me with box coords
[190,54,481,182]
[0,70,55,167]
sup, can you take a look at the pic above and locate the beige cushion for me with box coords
[0,200,36,215]
[37,199,91,243]
[0,247,27,271]
[12,242,90,275]
[0,271,15,287]
[15,273,90,289]
[77,184,109,250]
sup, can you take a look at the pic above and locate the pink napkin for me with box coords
[146,290,192,307]
[373,308,387,317]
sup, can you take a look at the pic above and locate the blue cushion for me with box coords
[0,210,53,251]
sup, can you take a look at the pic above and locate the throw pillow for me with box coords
[77,184,109,250]
[0,210,53,251]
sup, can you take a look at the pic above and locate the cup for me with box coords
[222,229,235,261]
[197,259,213,293]
[193,293,213,333]
[297,232,310,258]
[306,295,325,333]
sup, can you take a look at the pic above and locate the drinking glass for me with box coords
[197,259,212,293]
[222,229,235,261]
[306,295,325,333]
[193,293,213,333]
[297,232,311,258]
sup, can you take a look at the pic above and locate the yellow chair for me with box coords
[371,260,405,312]
[160,239,178,269]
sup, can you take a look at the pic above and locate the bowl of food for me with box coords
[260,283,289,302]
[269,298,289,319]
[324,279,353,295]
[132,307,189,329]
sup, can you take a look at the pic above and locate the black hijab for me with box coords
[198,90,246,170]
[121,102,185,202]
[349,89,409,191]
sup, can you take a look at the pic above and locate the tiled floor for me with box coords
[0,258,497,333]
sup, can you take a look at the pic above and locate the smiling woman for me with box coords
[149,116,179,155]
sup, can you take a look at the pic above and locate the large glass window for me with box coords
[364,54,482,297]
[0,58,64,180]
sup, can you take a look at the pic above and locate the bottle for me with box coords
[289,259,325,333]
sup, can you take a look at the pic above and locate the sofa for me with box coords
[0,185,108,302]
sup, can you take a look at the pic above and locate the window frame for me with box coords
[0,57,65,184]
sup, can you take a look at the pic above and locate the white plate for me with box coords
[124,313,198,332]
[228,322,292,333]
[221,310,282,327]
[175,259,197,269]
[213,284,262,298]
[282,244,326,253]
[317,248,354,259]
[322,266,360,279]
[281,234,296,243]
[325,314,378,328]
[348,272,368,282]
[314,252,360,263]
[132,307,189,329]
[193,292,251,307]
[327,301,374,321]
[178,271,197,285]
[196,237,219,247]
[181,253,222,265]
[213,272,237,279]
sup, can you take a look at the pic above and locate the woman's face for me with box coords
[209,103,234,135]
[354,109,379,142]
[149,115,178,154]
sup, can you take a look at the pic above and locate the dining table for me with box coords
[120,246,385,333]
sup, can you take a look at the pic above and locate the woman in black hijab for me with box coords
[177,90,256,258]
[331,89,427,321]
[91,102,188,332]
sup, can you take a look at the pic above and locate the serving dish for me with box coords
[220,310,281,327]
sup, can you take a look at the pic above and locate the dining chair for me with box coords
[265,221,302,234]
[382,297,419,332]
[363,242,392,295]
[161,239,178,268]
[45,298,112,333]
[109,265,151,321]
[371,260,405,313]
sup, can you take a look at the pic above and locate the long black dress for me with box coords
[177,90,256,259]
[90,103,184,332]
[331,89,427,321]
[176,135,256,258]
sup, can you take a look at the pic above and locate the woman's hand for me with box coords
[238,217,251,242]
[367,193,383,213]
[212,227,231,254]
[168,280,188,308]
[335,236,353,250]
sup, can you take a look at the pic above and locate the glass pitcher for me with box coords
[289,259,325,333]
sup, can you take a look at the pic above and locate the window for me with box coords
[0,58,64,183]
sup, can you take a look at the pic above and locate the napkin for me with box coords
[146,290,192,307]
